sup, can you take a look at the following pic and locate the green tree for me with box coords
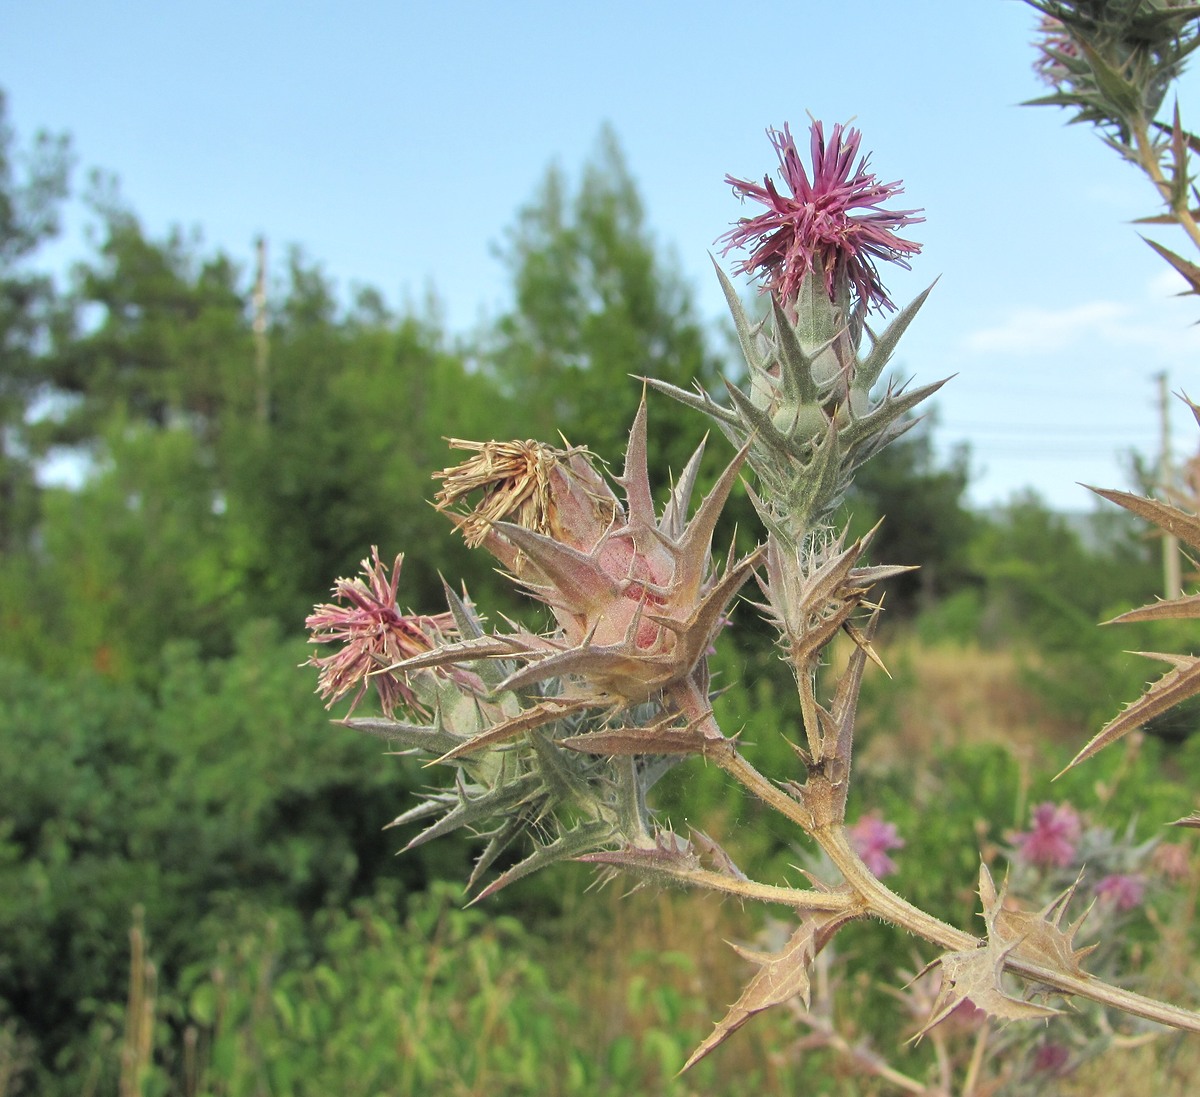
[224,251,512,628]
[44,195,253,447]
[486,127,723,478]
[0,89,71,552]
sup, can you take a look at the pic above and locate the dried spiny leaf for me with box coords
[680,902,857,1072]
[915,865,1079,1039]
[1089,484,1200,553]
[1062,652,1200,773]
[1107,591,1200,624]
[915,941,1059,1040]
[1071,471,1200,774]
[575,829,702,891]
[560,708,717,757]
[989,870,1096,980]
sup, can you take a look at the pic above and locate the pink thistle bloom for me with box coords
[848,811,905,877]
[306,548,457,717]
[1094,873,1146,912]
[1013,802,1081,868]
[719,120,923,313]
[1032,15,1082,88]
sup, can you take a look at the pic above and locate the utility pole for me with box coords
[253,236,270,425]
[1157,371,1182,599]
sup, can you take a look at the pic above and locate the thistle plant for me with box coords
[306,112,1200,1071]
[1026,0,1200,827]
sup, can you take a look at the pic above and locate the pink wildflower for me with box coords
[849,811,905,877]
[306,548,456,717]
[1013,802,1082,868]
[1094,873,1146,912]
[719,120,923,312]
[1151,841,1191,882]
[1031,1041,1072,1077]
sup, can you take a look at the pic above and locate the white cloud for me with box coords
[961,295,1200,359]
[962,301,1133,353]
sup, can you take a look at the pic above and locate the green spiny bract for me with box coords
[341,583,667,897]
[647,262,946,547]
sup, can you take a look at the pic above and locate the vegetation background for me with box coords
[1,86,1197,1094]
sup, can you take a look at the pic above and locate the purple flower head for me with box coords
[1032,15,1082,88]
[306,548,458,717]
[849,811,905,877]
[719,120,923,313]
[1013,802,1082,869]
[1095,872,1146,912]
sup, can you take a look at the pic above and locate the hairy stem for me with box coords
[1134,116,1200,252]
[672,866,862,912]
[715,744,1200,1034]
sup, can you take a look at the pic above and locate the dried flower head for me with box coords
[848,810,905,877]
[719,120,923,312]
[1013,802,1082,869]
[434,438,618,552]
[306,548,456,716]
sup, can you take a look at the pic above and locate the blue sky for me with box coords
[4,0,1199,509]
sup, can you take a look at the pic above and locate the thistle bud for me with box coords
[433,400,761,706]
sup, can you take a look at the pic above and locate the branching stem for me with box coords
[713,742,1200,1035]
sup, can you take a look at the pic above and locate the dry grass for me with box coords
[854,634,1083,771]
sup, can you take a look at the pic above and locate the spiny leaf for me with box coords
[1107,591,1200,623]
[560,716,714,757]
[1089,484,1200,550]
[659,438,708,542]
[825,604,882,797]
[1141,236,1200,296]
[1062,651,1200,773]
[619,397,656,529]
[989,870,1096,979]
[469,819,614,903]
[640,376,739,429]
[339,716,462,756]
[392,771,543,850]
[1170,100,1190,212]
[856,282,936,391]
[689,828,748,881]
[712,256,766,372]
[429,696,595,763]
[1134,209,1200,224]
[916,864,1066,1039]
[915,942,1059,1039]
[388,633,532,673]
[1078,41,1143,123]
[680,904,857,1073]
[769,294,819,406]
[576,830,701,886]
[466,812,534,891]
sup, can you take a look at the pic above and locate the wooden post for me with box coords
[1157,371,1182,599]
[253,235,269,425]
